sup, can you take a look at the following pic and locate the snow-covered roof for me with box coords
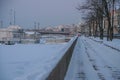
[0,28,8,31]
[25,31,35,34]
[7,25,22,30]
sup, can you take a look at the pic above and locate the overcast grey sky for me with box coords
[0,0,85,28]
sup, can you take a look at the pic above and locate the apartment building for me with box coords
[0,25,24,44]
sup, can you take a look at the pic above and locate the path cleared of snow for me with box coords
[65,37,99,80]
[65,36,120,80]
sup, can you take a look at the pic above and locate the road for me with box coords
[65,36,120,80]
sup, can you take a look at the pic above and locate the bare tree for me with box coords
[77,0,104,39]
[77,0,117,41]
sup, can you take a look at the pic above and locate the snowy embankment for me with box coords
[0,36,77,80]
[65,36,120,80]
[89,37,120,51]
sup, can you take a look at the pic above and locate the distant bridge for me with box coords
[25,29,70,35]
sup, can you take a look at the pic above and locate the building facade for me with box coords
[0,25,24,44]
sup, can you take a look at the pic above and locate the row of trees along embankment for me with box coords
[77,0,120,41]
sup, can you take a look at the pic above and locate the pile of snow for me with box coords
[89,37,120,51]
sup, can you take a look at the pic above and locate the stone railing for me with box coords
[46,37,78,80]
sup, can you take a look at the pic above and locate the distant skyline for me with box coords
[0,0,86,28]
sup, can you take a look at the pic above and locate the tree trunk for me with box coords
[95,20,98,37]
[110,0,115,41]
[103,0,111,41]
[92,20,95,37]
[89,22,92,36]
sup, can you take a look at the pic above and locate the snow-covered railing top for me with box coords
[45,36,78,80]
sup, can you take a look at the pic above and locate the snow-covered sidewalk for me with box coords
[65,36,120,80]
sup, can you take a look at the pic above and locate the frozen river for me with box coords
[0,43,68,80]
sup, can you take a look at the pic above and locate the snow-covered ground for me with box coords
[0,36,77,80]
[39,35,70,44]
[1,36,120,80]
[89,37,120,51]
[65,36,120,80]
